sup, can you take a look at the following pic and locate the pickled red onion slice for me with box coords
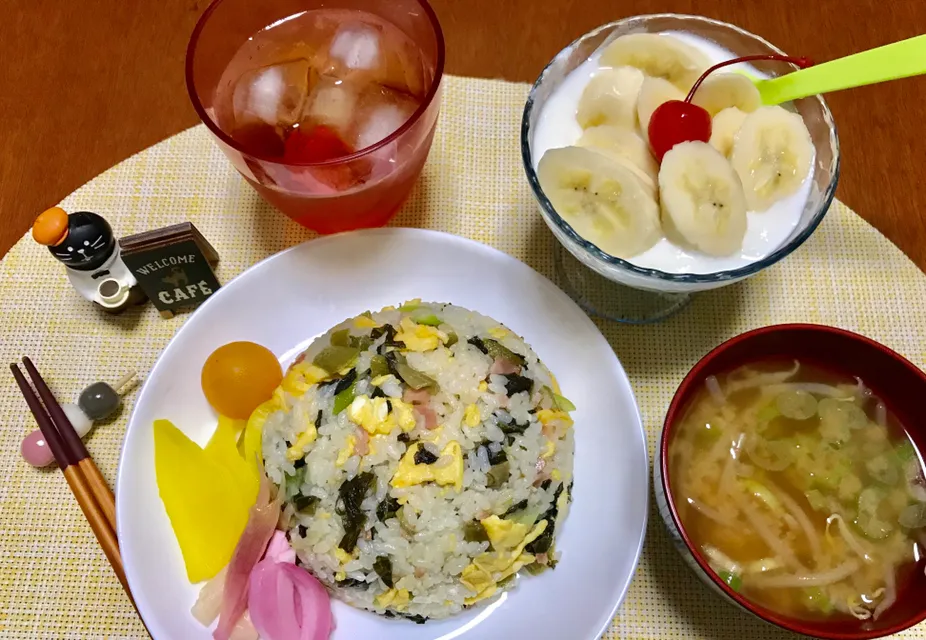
[248,560,333,640]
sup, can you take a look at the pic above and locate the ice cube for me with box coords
[329,22,381,71]
[231,59,313,128]
[354,104,409,150]
[375,31,428,99]
[304,78,359,135]
[319,18,427,99]
[352,88,417,150]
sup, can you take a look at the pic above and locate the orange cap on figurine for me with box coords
[33,207,70,246]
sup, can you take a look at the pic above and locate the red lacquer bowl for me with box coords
[655,324,926,639]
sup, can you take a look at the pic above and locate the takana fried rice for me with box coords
[261,301,575,622]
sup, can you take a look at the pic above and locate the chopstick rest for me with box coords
[21,358,118,531]
[20,370,138,468]
[11,359,130,599]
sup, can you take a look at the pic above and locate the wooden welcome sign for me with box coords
[120,222,221,318]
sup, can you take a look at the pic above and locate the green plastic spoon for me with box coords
[756,34,926,105]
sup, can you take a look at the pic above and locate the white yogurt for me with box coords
[532,31,814,275]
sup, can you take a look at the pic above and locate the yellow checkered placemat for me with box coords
[1,74,925,639]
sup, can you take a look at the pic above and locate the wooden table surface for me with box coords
[2,0,924,269]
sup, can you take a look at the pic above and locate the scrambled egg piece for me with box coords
[284,362,329,392]
[464,584,498,606]
[285,423,318,461]
[292,361,328,379]
[272,386,288,410]
[536,409,574,428]
[478,381,488,392]
[392,400,416,431]
[370,373,398,387]
[347,395,416,435]
[461,564,494,593]
[551,469,562,481]
[395,317,448,352]
[375,588,411,610]
[391,442,464,491]
[481,515,530,552]
[281,368,310,396]
[488,326,509,340]
[353,315,380,329]
[460,519,548,602]
[496,553,535,582]
[336,434,356,466]
[474,520,548,574]
[335,548,353,565]
[555,485,569,513]
[282,362,330,396]
[541,439,556,459]
[335,571,346,581]
[419,425,445,444]
[464,404,481,427]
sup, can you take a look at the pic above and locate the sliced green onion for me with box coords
[742,479,782,512]
[313,345,359,372]
[370,355,390,379]
[552,393,576,412]
[718,571,742,592]
[803,587,833,613]
[757,404,779,424]
[413,313,442,326]
[330,329,350,347]
[483,339,525,366]
[776,390,818,420]
[896,441,917,463]
[333,382,357,415]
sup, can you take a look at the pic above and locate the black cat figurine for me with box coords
[33,207,146,313]
[44,211,116,270]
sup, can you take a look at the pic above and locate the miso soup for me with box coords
[669,360,926,621]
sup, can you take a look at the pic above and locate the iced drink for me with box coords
[187,1,444,233]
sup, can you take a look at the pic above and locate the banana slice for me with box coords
[577,125,659,193]
[600,33,710,91]
[659,141,748,256]
[691,73,761,117]
[537,146,661,259]
[709,107,748,158]
[576,66,645,129]
[637,77,684,136]
[730,106,814,211]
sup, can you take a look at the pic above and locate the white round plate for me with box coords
[116,228,648,640]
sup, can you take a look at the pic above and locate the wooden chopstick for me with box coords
[21,357,118,531]
[11,361,132,602]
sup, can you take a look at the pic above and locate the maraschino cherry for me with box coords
[648,54,813,162]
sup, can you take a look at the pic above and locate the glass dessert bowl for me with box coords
[521,14,839,321]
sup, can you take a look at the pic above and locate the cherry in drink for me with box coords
[187,2,444,233]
